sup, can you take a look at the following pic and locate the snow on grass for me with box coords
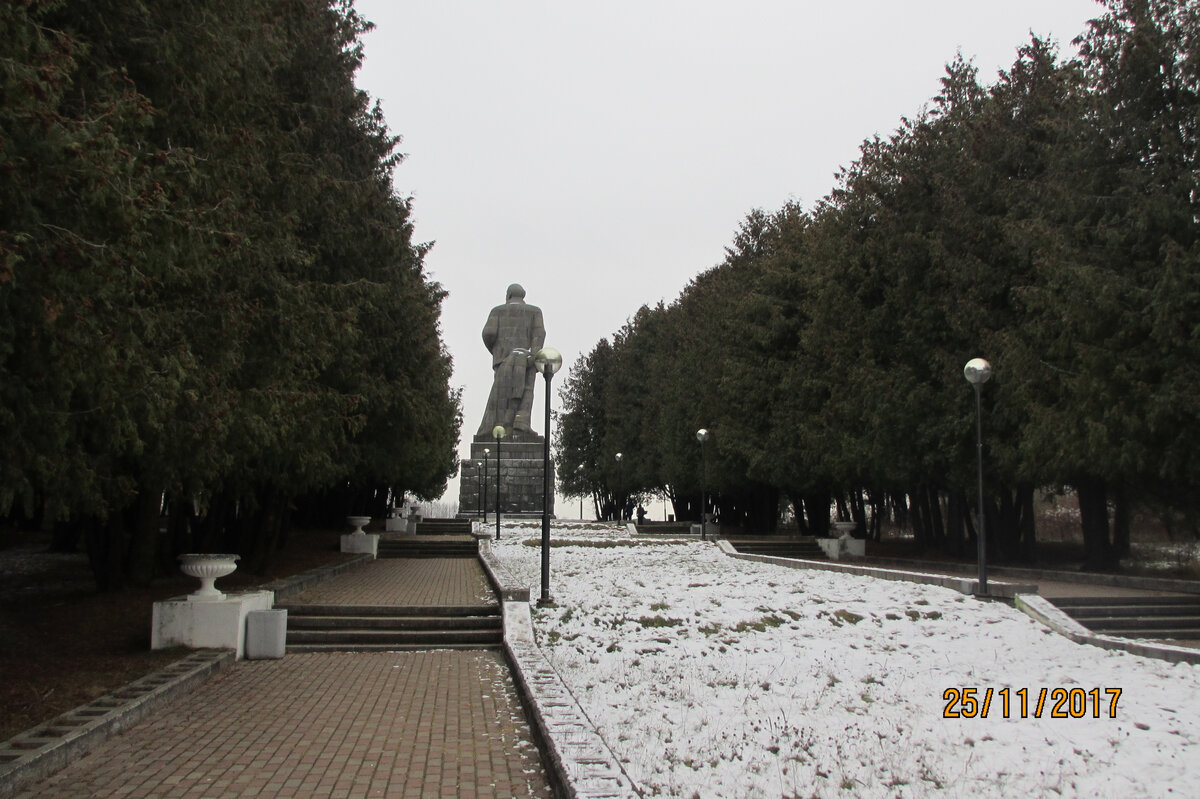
[494,523,1200,798]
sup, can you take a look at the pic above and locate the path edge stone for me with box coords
[479,539,638,799]
[0,649,233,799]
[717,540,1037,598]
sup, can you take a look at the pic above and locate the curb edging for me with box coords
[718,540,1037,598]
[0,649,233,799]
[479,540,637,799]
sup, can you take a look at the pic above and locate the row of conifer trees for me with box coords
[1,1,461,587]
[556,0,1199,570]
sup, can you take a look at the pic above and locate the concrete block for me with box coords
[245,609,287,659]
[151,590,273,659]
[340,532,379,556]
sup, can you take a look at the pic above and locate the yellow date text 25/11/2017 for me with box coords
[942,687,1123,719]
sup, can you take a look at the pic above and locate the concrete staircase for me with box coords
[282,604,503,651]
[729,538,828,560]
[415,518,474,535]
[378,535,478,558]
[1047,595,1200,640]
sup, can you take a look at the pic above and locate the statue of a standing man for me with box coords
[477,284,546,438]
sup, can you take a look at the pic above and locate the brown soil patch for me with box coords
[0,527,352,741]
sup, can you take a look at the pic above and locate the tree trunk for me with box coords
[802,490,830,538]
[126,484,162,587]
[945,490,967,558]
[924,485,945,548]
[1017,484,1037,563]
[849,489,867,536]
[1077,478,1117,571]
[86,513,127,592]
[1111,486,1131,560]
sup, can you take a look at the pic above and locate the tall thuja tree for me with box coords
[555,339,618,519]
[929,40,1092,559]
[650,257,778,529]
[802,61,1001,551]
[1009,0,1200,567]
[712,205,835,532]
[598,305,676,513]
[41,0,326,584]
[263,0,460,531]
[0,0,168,531]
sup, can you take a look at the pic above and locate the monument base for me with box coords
[459,435,555,517]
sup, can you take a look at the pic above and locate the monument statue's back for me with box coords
[477,283,545,439]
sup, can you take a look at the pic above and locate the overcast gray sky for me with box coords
[352,0,1101,514]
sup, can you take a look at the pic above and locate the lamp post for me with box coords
[614,452,624,522]
[493,425,506,540]
[577,463,585,520]
[964,358,992,595]
[482,450,491,521]
[477,459,485,520]
[533,347,563,606]
[696,429,710,540]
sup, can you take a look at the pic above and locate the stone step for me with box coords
[282,604,498,617]
[1079,617,1200,633]
[1057,603,1200,619]
[1047,596,1200,640]
[287,615,501,631]
[283,601,503,651]
[730,541,827,559]
[287,642,497,653]
[1049,596,1200,609]
[287,628,502,646]
[378,535,478,559]
[414,518,474,535]
[379,548,478,559]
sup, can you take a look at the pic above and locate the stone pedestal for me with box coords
[816,536,866,560]
[151,590,274,659]
[458,434,555,517]
[340,533,379,557]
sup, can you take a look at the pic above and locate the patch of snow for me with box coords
[495,523,1200,798]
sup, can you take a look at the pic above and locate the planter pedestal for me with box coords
[151,590,274,659]
[341,515,379,557]
[340,532,379,557]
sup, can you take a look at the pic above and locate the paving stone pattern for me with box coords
[12,651,552,799]
[285,558,496,607]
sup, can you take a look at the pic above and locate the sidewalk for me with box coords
[9,558,553,799]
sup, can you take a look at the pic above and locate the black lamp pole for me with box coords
[493,426,504,540]
[540,362,554,603]
[532,347,562,606]
[700,427,705,537]
[964,359,992,595]
[480,456,487,520]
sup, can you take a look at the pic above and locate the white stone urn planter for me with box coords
[346,515,372,536]
[178,553,240,601]
[832,521,857,536]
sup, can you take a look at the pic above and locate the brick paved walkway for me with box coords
[13,651,551,799]
[12,557,555,799]
[284,558,497,607]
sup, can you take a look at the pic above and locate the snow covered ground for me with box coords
[492,522,1200,798]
